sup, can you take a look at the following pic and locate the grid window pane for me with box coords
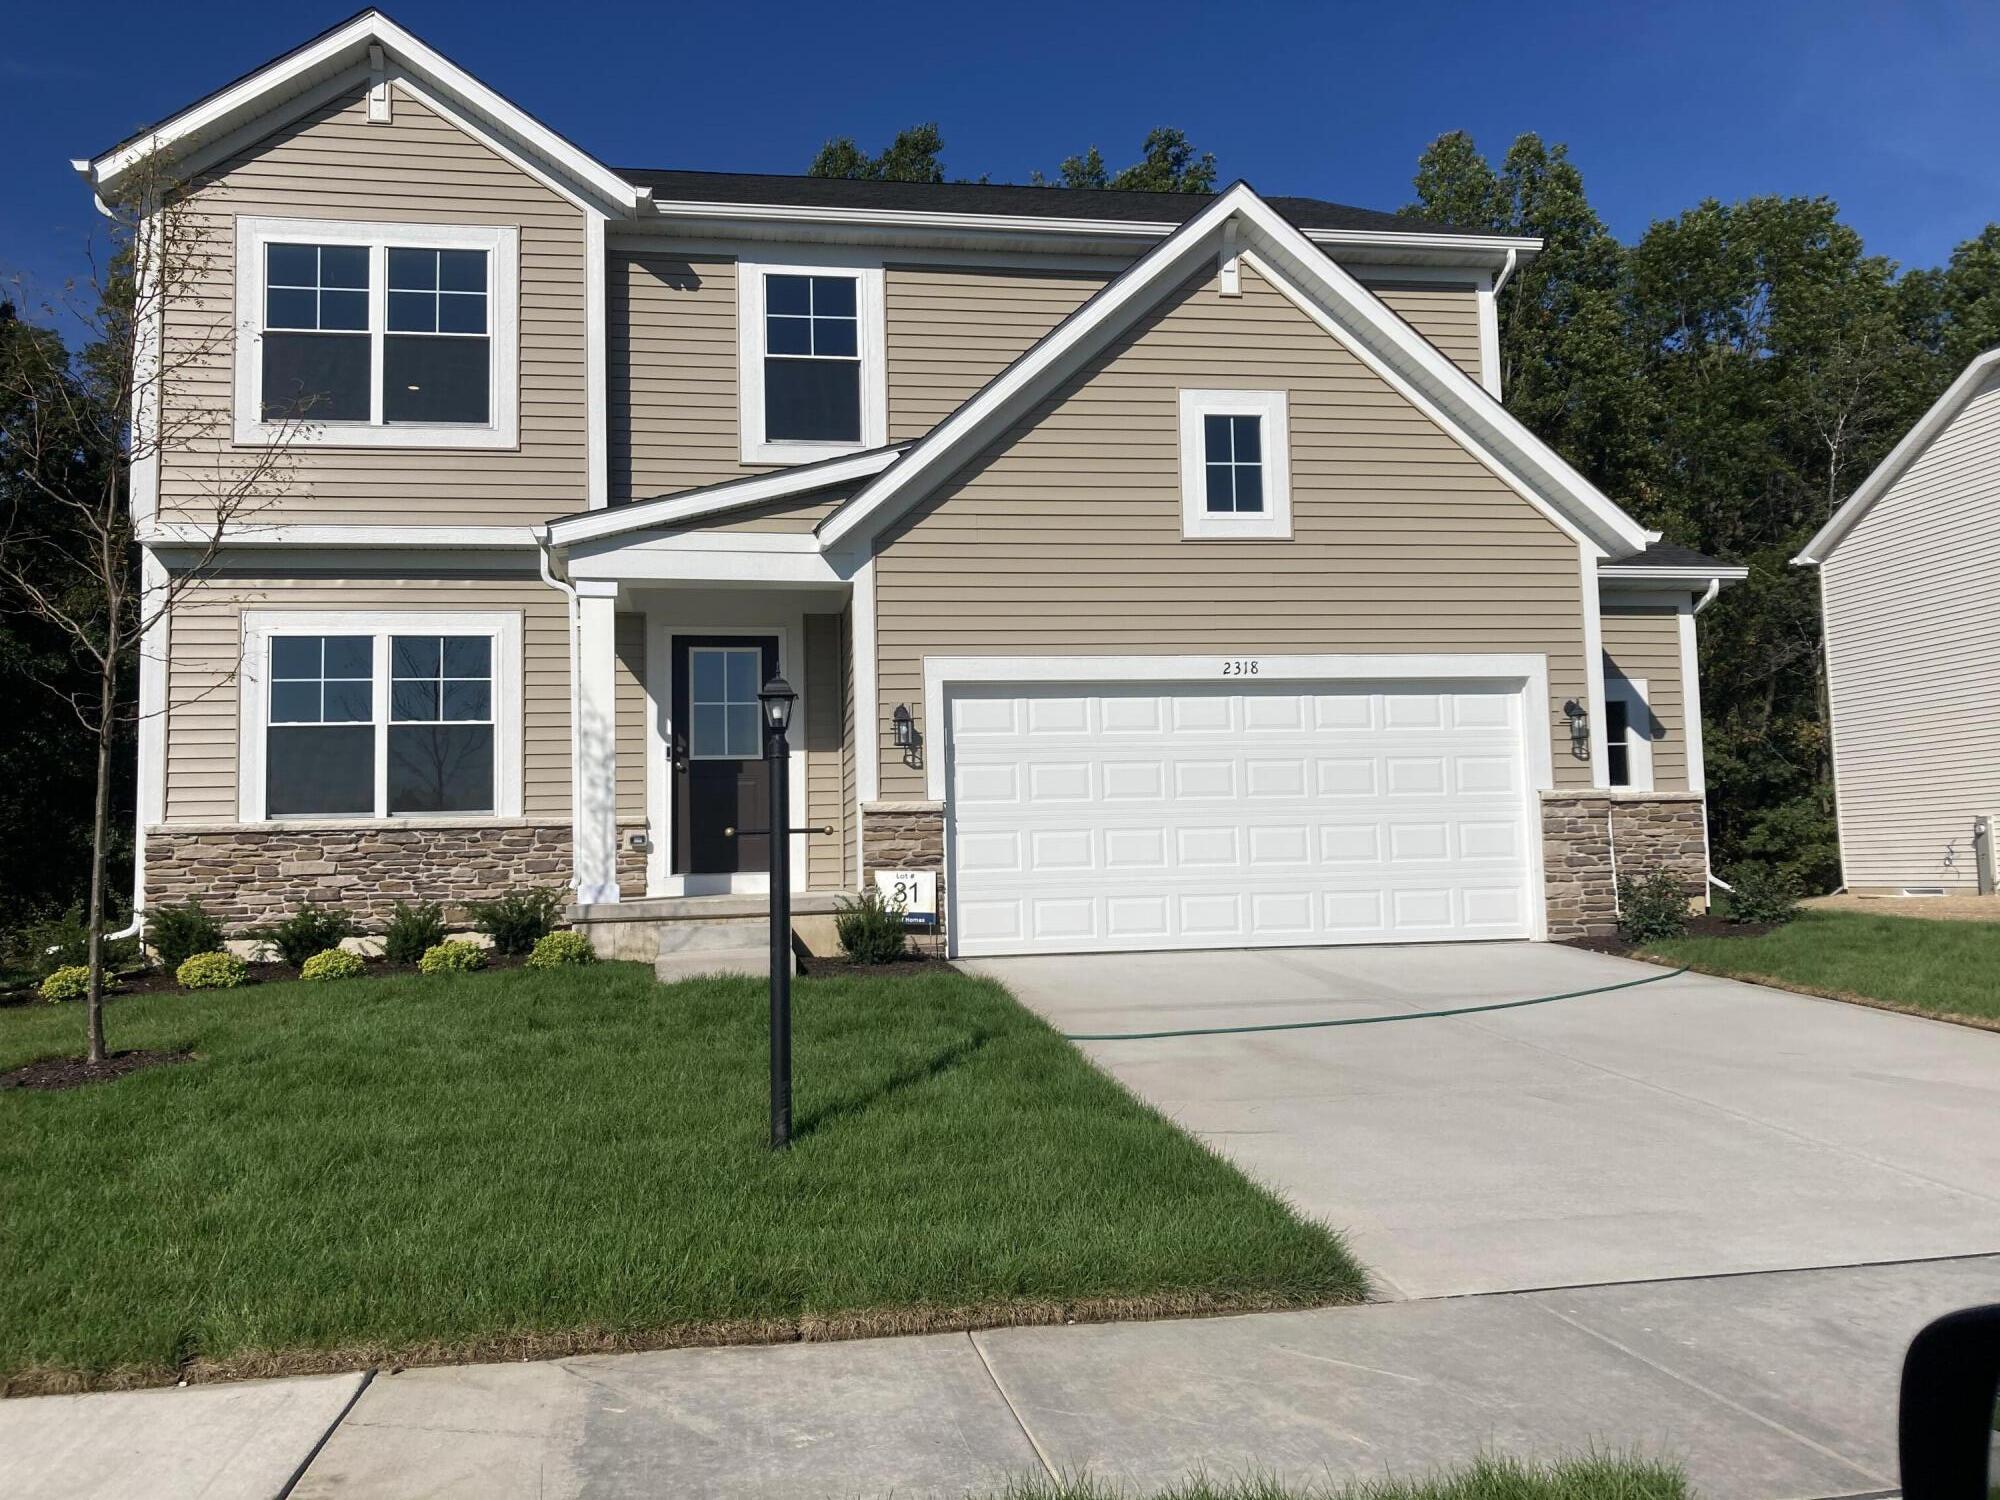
[727,704,762,758]
[271,636,322,677]
[442,680,491,721]
[810,276,857,318]
[443,637,490,677]
[265,288,319,330]
[393,637,441,677]
[1205,464,1234,512]
[388,247,438,291]
[388,291,436,333]
[690,647,765,760]
[389,725,494,814]
[322,680,374,723]
[318,289,368,332]
[392,679,441,722]
[322,636,372,678]
[1200,412,1265,515]
[266,243,319,287]
[765,315,812,356]
[763,273,862,442]
[437,293,486,335]
[319,245,369,289]
[270,681,321,723]
[766,276,812,316]
[690,704,726,759]
[438,250,486,292]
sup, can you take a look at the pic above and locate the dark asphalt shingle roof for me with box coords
[618,169,1481,240]
[1614,541,1739,571]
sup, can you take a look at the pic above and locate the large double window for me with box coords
[1178,390,1293,540]
[243,613,521,822]
[235,218,518,449]
[738,261,885,462]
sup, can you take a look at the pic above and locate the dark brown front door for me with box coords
[672,635,780,875]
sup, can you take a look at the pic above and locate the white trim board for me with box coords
[818,183,1650,559]
[545,447,905,546]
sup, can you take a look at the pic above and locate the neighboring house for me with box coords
[84,12,1745,960]
[1796,347,2000,896]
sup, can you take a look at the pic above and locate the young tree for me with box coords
[808,123,947,183]
[1037,128,1219,193]
[0,149,303,1062]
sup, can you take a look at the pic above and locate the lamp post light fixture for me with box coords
[759,674,798,1149]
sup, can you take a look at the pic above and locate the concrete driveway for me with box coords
[962,943,2000,1299]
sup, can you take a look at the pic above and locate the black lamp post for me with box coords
[758,674,798,1149]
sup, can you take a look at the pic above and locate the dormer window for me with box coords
[738,259,886,463]
[1179,390,1292,539]
[234,217,519,450]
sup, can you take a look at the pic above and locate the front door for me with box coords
[672,635,780,876]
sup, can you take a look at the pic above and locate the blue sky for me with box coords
[4,0,1996,319]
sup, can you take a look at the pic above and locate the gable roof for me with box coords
[1794,346,2000,566]
[77,9,642,216]
[816,182,1653,558]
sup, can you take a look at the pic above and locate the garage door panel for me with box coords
[947,679,1534,957]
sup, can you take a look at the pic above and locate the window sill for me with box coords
[157,815,536,834]
[1180,517,1294,541]
[739,435,874,466]
[232,418,520,452]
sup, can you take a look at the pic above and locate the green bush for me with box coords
[255,902,355,969]
[39,965,92,1003]
[468,888,564,956]
[526,931,596,969]
[301,948,367,982]
[1723,862,1802,926]
[419,940,488,974]
[382,900,446,965]
[1617,869,1691,945]
[834,888,908,964]
[177,951,247,990]
[148,900,224,970]
[9,907,140,979]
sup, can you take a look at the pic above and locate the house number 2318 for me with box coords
[1221,659,1260,676]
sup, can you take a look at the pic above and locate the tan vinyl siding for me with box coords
[1821,370,2000,890]
[803,612,849,888]
[1368,282,1484,381]
[615,613,647,824]
[872,262,1589,797]
[163,574,571,824]
[161,84,588,527]
[886,264,1111,439]
[1602,607,1687,791]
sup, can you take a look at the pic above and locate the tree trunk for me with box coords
[84,658,115,1065]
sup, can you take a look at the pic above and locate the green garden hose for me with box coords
[1061,965,1689,1042]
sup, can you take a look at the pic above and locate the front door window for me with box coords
[689,646,765,759]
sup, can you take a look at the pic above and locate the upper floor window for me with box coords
[1178,390,1292,540]
[738,260,885,463]
[234,217,519,451]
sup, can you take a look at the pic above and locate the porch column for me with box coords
[574,580,620,905]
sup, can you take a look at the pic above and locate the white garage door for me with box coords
[946,680,1535,957]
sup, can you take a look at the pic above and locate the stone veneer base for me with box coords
[1541,792,1709,939]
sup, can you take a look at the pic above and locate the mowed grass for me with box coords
[1644,908,2000,1026]
[990,1455,1689,1500]
[0,963,1363,1392]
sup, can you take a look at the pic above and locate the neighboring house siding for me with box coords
[1601,607,1687,791]
[869,262,1590,797]
[161,572,578,824]
[803,612,849,889]
[1366,282,1484,382]
[162,84,589,527]
[1821,371,2000,891]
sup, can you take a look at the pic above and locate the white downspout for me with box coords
[536,527,584,896]
[1690,575,1732,897]
[1493,245,1520,296]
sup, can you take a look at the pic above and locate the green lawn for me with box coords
[0,963,1363,1393]
[991,1456,1688,1500]
[1644,908,2000,1026]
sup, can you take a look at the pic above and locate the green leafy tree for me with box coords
[808,123,946,184]
[1039,128,1218,193]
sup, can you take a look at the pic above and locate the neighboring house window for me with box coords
[234,217,519,450]
[738,260,886,463]
[1178,390,1292,539]
[1603,676,1654,792]
[240,612,522,822]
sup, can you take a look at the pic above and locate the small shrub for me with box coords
[419,940,487,974]
[39,965,92,1003]
[526,930,596,969]
[301,948,367,982]
[255,902,355,969]
[469,888,564,957]
[1617,869,1691,944]
[177,951,247,990]
[11,907,140,978]
[382,900,446,965]
[1723,862,1802,926]
[148,900,224,970]
[834,888,908,965]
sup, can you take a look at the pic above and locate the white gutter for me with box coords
[535,527,585,895]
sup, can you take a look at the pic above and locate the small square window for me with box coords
[1179,391,1291,539]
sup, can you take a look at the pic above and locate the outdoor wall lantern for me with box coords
[1564,699,1590,760]
[892,703,914,749]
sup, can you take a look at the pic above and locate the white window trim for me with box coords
[1604,674,1655,793]
[238,610,523,823]
[1178,389,1292,540]
[233,216,520,450]
[737,257,887,464]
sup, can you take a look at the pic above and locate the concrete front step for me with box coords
[570,890,855,964]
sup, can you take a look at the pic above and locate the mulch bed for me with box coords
[0,951,533,1007]
[798,951,957,979]
[0,1048,192,1093]
[1562,911,1774,958]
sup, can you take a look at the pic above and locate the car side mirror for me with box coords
[1900,1303,2000,1499]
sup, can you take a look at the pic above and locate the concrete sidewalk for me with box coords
[6,1254,1994,1500]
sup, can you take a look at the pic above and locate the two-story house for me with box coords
[85,11,1743,963]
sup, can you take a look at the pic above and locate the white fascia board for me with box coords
[1793,345,2000,565]
[84,12,640,216]
[1599,565,1750,589]
[545,448,906,547]
[822,182,1647,557]
[566,537,845,586]
[141,523,540,549]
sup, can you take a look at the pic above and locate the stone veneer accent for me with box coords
[147,821,575,933]
[1541,792,1708,939]
[861,801,947,944]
